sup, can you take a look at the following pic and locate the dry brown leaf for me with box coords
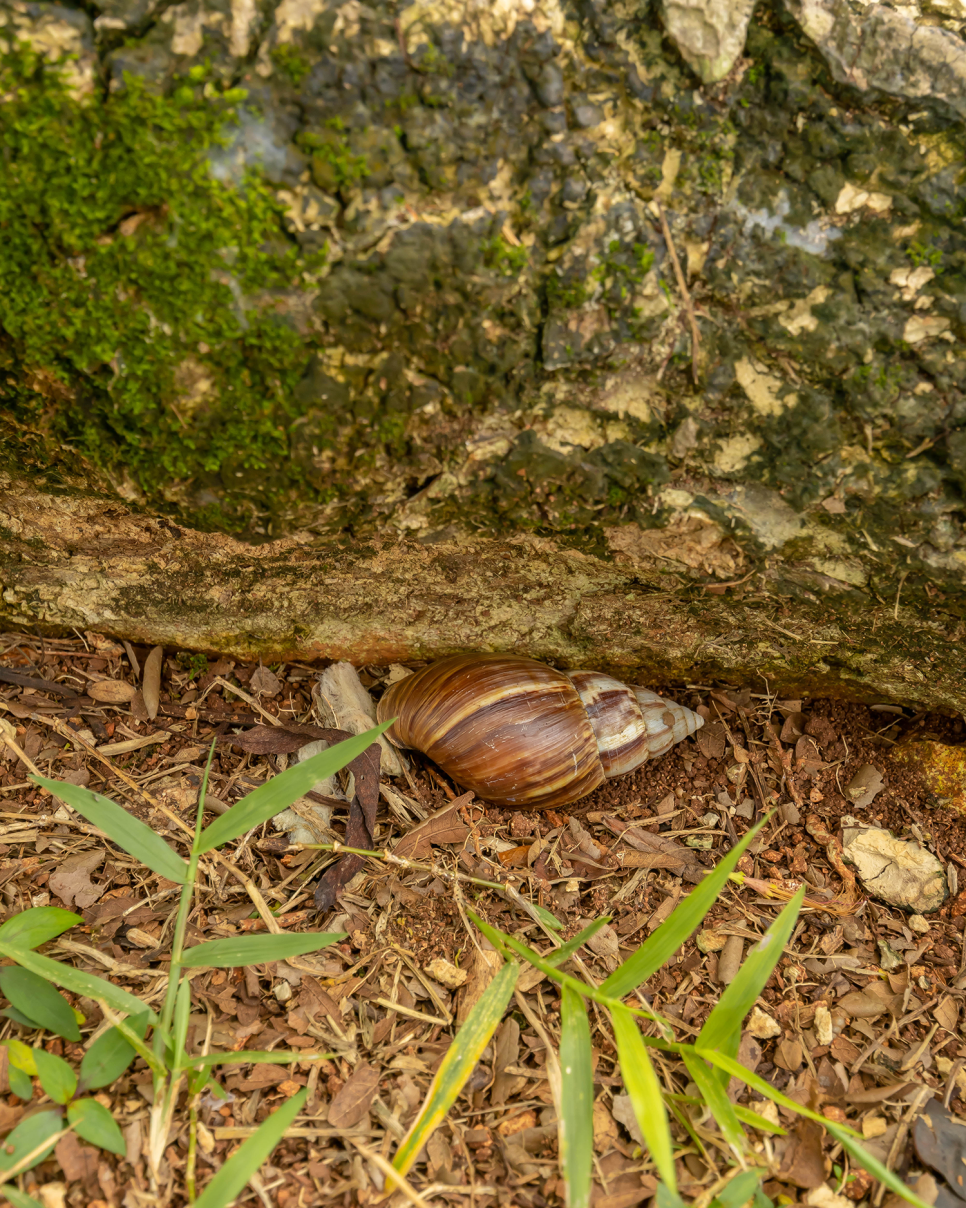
[249,665,281,697]
[394,793,472,858]
[327,1061,380,1129]
[458,946,503,1024]
[778,1118,827,1188]
[49,849,106,909]
[142,646,163,720]
[87,680,137,704]
[55,1132,99,1183]
[696,721,727,761]
[846,765,885,809]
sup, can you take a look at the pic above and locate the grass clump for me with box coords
[0,725,390,1205]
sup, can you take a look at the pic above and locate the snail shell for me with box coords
[376,654,704,809]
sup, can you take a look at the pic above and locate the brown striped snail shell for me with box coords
[376,654,704,809]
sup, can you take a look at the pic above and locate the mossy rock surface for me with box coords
[1,0,966,701]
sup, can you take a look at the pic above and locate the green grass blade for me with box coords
[392,961,518,1180]
[0,907,81,949]
[173,977,191,1068]
[696,888,804,1066]
[545,918,612,968]
[0,967,80,1041]
[32,1048,77,1105]
[824,1121,932,1208]
[694,1049,861,1136]
[0,943,157,1023]
[601,818,767,1000]
[733,1104,786,1135]
[196,724,392,853]
[181,1049,333,1072]
[559,985,594,1208]
[681,1049,745,1154]
[610,1004,677,1192]
[468,911,672,1033]
[717,1169,765,1208]
[29,777,188,884]
[194,1089,307,1208]
[180,931,345,967]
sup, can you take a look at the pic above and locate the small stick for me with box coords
[211,676,283,728]
[656,200,701,385]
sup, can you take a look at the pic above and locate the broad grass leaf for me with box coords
[392,961,518,1181]
[79,1015,149,1092]
[0,968,80,1041]
[532,904,564,930]
[32,1048,76,1105]
[824,1120,932,1208]
[173,977,191,1069]
[67,1098,126,1156]
[716,1169,766,1208]
[656,1181,687,1208]
[0,1109,62,1178]
[29,777,188,885]
[0,908,81,949]
[0,943,156,1023]
[681,1049,745,1154]
[610,1004,677,1192]
[180,931,345,968]
[601,818,766,999]
[559,985,594,1208]
[696,888,804,1067]
[196,724,392,853]
[194,1089,307,1208]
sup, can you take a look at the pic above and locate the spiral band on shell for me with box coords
[377,654,704,809]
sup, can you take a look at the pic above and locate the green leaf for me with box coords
[67,1098,126,1156]
[715,1169,765,1208]
[0,908,82,950]
[531,904,564,931]
[559,985,594,1208]
[696,889,804,1068]
[7,1064,33,1101]
[656,1181,687,1208]
[29,777,189,885]
[195,724,393,853]
[194,1089,307,1208]
[1,1185,43,1207]
[392,961,518,1180]
[601,818,767,1000]
[0,1109,62,1178]
[823,1121,931,1208]
[681,1048,745,1154]
[1,1008,39,1029]
[0,943,157,1024]
[79,1015,149,1092]
[180,931,345,967]
[0,968,80,1042]
[610,1004,677,1192]
[733,1104,786,1136]
[33,1048,77,1105]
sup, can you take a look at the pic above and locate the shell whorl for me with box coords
[377,654,703,809]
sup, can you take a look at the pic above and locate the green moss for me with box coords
[299,119,371,191]
[0,48,323,531]
[270,44,312,87]
[481,233,529,278]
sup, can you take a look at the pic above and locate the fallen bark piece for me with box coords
[841,826,947,913]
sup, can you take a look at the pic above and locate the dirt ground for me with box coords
[1,630,965,1208]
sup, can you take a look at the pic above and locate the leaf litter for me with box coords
[0,633,964,1205]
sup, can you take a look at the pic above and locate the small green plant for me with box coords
[301,118,371,190]
[386,817,930,1208]
[907,238,943,273]
[0,724,390,1205]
